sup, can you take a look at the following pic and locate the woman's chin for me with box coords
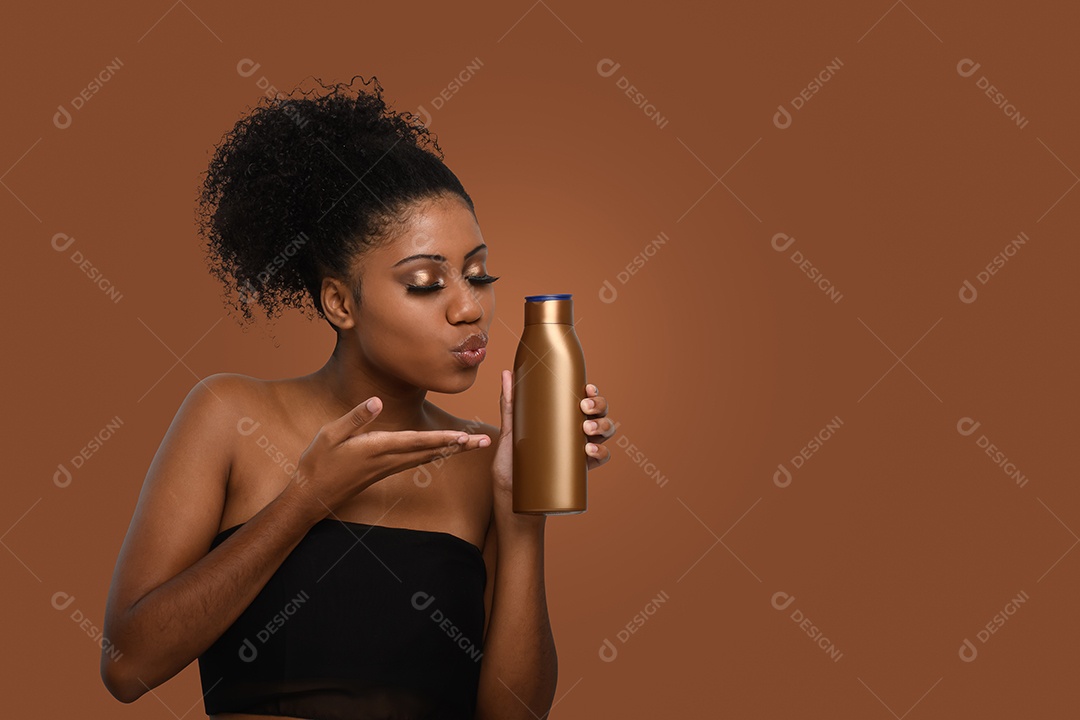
[430,370,480,394]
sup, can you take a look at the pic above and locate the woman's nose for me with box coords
[448,275,483,323]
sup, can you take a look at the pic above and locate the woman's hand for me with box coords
[292,396,491,521]
[492,369,615,511]
[580,381,615,469]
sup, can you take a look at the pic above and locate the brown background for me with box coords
[5,1,1079,717]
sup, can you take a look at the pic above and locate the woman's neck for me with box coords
[307,345,434,433]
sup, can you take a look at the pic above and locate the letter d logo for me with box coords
[412,591,435,611]
[598,638,618,662]
[237,417,261,436]
[415,104,432,128]
[52,232,75,252]
[236,58,261,77]
[958,638,978,662]
[52,591,75,611]
[771,233,795,252]
[773,463,792,488]
[239,638,258,662]
[959,279,978,304]
[596,58,621,78]
[771,591,795,611]
[53,105,72,130]
[598,279,618,304]
[956,59,981,78]
[773,104,792,129]
[54,463,73,488]
[413,464,433,488]
[956,417,981,437]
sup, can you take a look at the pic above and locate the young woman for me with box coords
[100,76,615,720]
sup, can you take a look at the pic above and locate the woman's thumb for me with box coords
[499,370,513,437]
[325,396,382,444]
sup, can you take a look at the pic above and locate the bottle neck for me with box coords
[524,299,574,325]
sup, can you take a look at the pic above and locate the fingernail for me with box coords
[585,421,598,433]
[365,398,378,411]
[587,443,598,454]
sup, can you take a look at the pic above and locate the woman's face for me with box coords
[345,194,497,394]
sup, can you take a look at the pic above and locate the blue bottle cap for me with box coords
[525,293,572,302]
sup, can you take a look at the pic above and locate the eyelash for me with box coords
[405,274,501,293]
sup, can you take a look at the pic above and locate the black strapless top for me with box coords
[197,518,487,720]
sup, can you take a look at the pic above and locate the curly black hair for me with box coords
[196,74,475,331]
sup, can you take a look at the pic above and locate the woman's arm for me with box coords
[474,373,613,718]
[474,372,560,719]
[475,512,558,720]
[103,374,490,704]
[100,375,324,703]
[105,488,322,702]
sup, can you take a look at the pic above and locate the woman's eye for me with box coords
[405,282,444,293]
[405,274,500,293]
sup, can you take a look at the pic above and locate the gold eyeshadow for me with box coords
[408,271,436,285]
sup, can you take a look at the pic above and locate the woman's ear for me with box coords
[321,277,357,331]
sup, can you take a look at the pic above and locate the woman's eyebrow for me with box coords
[393,243,487,267]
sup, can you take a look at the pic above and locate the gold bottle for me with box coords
[512,294,588,514]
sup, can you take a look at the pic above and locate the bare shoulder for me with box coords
[171,373,291,473]
[105,373,268,624]
[184,372,259,410]
[163,373,256,447]
[194,371,266,399]
[189,372,285,422]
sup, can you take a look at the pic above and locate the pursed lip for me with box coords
[451,331,488,353]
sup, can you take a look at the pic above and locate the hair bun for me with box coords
[196,74,473,331]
